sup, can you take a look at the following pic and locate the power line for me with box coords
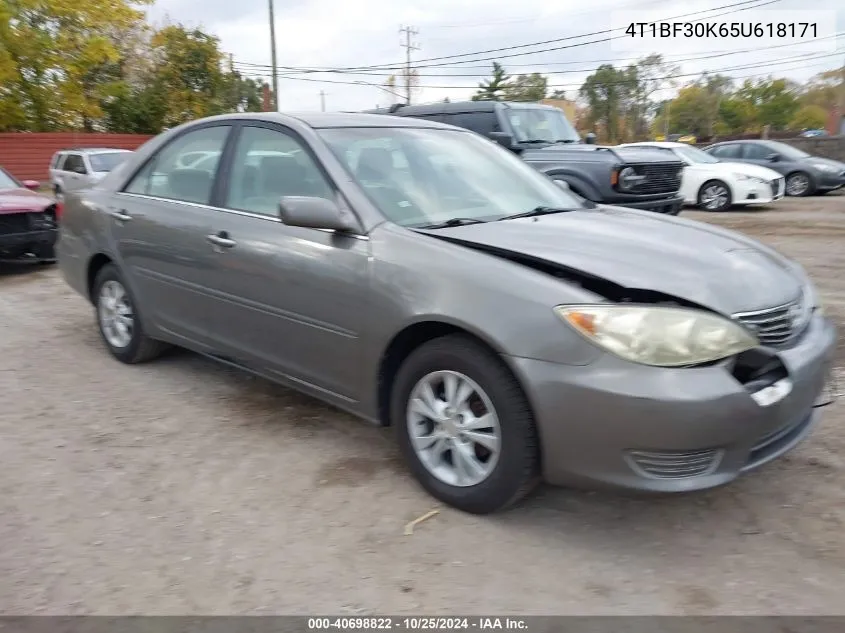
[233,33,843,79]
[235,0,778,74]
[236,49,843,92]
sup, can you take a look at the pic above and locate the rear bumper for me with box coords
[616,194,685,215]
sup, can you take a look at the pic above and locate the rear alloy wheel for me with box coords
[698,180,732,211]
[93,264,168,364]
[785,172,813,197]
[392,334,540,514]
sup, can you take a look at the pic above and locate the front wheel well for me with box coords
[86,253,113,303]
[377,321,507,427]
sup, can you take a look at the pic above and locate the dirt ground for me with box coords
[1,193,843,616]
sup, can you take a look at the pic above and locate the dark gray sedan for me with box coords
[704,139,845,196]
[56,113,837,514]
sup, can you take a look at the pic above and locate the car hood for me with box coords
[708,162,783,180]
[418,206,804,314]
[0,188,53,214]
[524,144,680,165]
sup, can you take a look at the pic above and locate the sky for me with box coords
[145,0,845,112]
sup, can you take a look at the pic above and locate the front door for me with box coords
[202,123,371,403]
[109,124,231,348]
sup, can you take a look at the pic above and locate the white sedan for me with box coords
[620,141,786,212]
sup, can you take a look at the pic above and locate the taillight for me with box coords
[54,200,64,220]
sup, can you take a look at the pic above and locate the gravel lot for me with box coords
[1,193,843,616]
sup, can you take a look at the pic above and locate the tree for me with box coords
[800,69,843,111]
[667,85,715,138]
[0,0,152,131]
[789,104,828,130]
[502,73,547,102]
[549,89,567,99]
[734,77,800,130]
[472,62,510,101]
[579,64,631,143]
[624,54,680,140]
[717,96,757,134]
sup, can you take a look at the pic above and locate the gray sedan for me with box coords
[56,113,837,514]
[703,140,845,196]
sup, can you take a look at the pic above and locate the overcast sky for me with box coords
[145,0,844,112]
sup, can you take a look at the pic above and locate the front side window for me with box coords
[672,145,720,164]
[63,154,87,174]
[505,106,579,143]
[123,126,230,204]
[765,141,810,160]
[224,126,334,216]
[318,127,584,228]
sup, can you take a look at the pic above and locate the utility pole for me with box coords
[399,25,419,105]
[838,54,845,135]
[229,53,238,112]
[663,99,670,139]
[268,0,279,111]
[319,90,326,112]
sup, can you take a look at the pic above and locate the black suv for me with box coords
[365,101,685,215]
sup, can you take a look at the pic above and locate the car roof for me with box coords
[58,147,133,154]
[623,141,685,148]
[178,111,460,130]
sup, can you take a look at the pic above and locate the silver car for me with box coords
[56,113,837,514]
[49,148,133,195]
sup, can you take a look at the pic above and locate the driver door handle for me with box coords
[207,232,237,249]
[108,209,132,222]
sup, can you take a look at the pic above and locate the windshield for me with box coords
[767,141,810,160]
[672,145,720,164]
[0,168,20,189]
[89,152,130,172]
[318,127,584,228]
[505,106,580,143]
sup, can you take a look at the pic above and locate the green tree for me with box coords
[0,0,151,131]
[667,85,715,138]
[579,64,631,143]
[717,96,757,134]
[472,62,510,101]
[734,77,800,130]
[800,69,843,111]
[502,73,547,102]
[624,54,680,140]
[789,104,828,130]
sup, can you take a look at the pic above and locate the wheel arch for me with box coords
[86,252,114,304]
[376,318,529,429]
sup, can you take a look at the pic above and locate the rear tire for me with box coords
[391,334,540,514]
[93,264,168,364]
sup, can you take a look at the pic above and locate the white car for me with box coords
[49,148,133,195]
[620,142,785,212]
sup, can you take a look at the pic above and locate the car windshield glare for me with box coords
[0,168,19,189]
[317,127,584,227]
[767,141,810,160]
[673,145,720,164]
[89,152,130,172]
[505,106,580,143]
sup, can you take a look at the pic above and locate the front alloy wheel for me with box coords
[407,370,502,487]
[786,172,811,197]
[698,181,732,211]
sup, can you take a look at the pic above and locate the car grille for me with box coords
[626,448,722,479]
[733,296,808,347]
[625,162,683,195]
[0,213,32,234]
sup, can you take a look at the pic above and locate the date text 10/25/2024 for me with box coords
[307,617,529,631]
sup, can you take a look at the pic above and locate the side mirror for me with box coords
[553,179,570,191]
[767,153,780,162]
[488,132,514,149]
[584,133,597,145]
[278,196,359,232]
[22,180,41,191]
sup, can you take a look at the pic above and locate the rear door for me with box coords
[109,123,232,349]
[740,143,784,172]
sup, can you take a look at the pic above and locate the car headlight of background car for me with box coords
[811,163,838,173]
[555,305,759,367]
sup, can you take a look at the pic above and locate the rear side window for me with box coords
[709,144,740,159]
[452,112,498,136]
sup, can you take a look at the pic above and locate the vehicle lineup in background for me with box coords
[0,166,61,262]
[56,112,837,514]
[620,141,785,212]
[49,148,133,196]
[365,101,687,216]
[703,140,845,197]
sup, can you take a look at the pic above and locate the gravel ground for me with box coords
[1,193,843,616]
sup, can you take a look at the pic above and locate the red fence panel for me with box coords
[0,133,154,182]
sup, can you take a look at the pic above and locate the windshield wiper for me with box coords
[497,206,575,221]
[519,139,553,144]
[553,139,579,144]
[418,217,487,229]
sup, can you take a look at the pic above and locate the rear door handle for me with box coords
[207,233,237,249]
[109,209,132,222]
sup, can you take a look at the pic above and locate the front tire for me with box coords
[697,180,732,211]
[391,334,540,514]
[785,172,814,197]
[93,264,168,364]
